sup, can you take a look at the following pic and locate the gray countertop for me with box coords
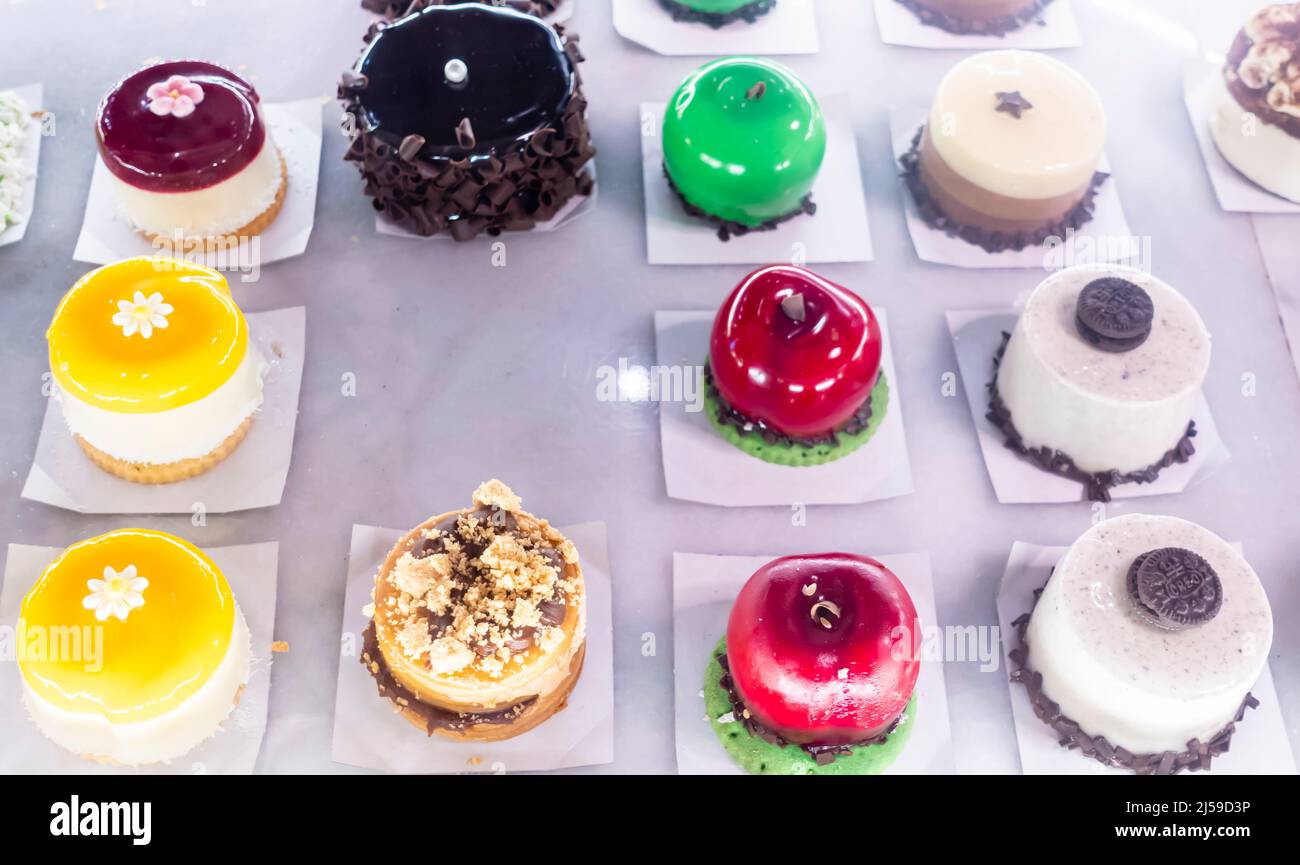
[0,0,1296,774]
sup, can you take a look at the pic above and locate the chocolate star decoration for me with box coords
[994,90,1034,119]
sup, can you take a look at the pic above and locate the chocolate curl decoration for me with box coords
[746,81,767,100]
[398,134,426,162]
[455,117,477,150]
[780,293,806,323]
[341,70,369,91]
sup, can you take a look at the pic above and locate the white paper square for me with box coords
[21,306,306,515]
[375,163,598,239]
[0,83,44,248]
[655,308,912,506]
[872,0,1080,50]
[1183,63,1300,214]
[331,521,614,773]
[945,308,1229,504]
[641,96,873,265]
[673,550,954,774]
[0,540,279,774]
[613,0,819,56]
[73,99,323,267]
[1253,216,1300,385]
[996,540,1297,775]
[890,108,1136,269]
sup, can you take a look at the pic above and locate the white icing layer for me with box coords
[996,264,1210,473]
[1026,514,1272,755]
[1209,73,1300,203]
[22,607,252,766]
[928,50,1105,199]
[108,134,282,239]
[56,342,267,465]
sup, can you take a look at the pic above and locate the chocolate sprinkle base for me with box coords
[893,0,1055,37]
[899,127,1109,254]
[716,651,898,765]
[362,0,562,19]
[360,621,538,735]
[656,0,777,28]
[704,361,872,447]
[340,13,596,241]
[1009,585,1260,775]
[665,167,815,241]
[986,332,1196,502]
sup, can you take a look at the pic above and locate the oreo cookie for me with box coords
[1075,277,1154,353]
[1126,547,1223,630]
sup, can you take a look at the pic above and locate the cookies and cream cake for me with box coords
[18,529,252,766]
[340,2,594,240]
[47,257,267,484]
[96,60,286,243]
[989,264,1210,501]
[901,50,1107,253]
[361,480,586,741]
[895,0,1054,36]
[1209,4,1300,203]
[1012,514,1272,773]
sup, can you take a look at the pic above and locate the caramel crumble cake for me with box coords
[362,480,587,741]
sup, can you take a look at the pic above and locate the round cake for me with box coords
[708,554,920,775]
[895,0,1054,36]
[340,1,595,240]
[47,256,267,484]
[657,0,777,28]
[901,50,1107,253]
[1015,514,1272,772]
[361,480,586,741]
[1209,4,1300,203]
[18,529,252,766]
[663,57,825,240]
[96,60,286,244]
[705,264,888,466]
[990,264,1209,501]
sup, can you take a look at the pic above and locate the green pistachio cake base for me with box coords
[704,371,889,467]
[705,637,916,775]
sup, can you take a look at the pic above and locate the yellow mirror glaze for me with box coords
[17,529,235,723]
[47,257,249,414]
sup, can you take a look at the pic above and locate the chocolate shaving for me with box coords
[716,652,898,765]
[341,70,369,91]
[665,166,815,242]
[899,126,1109,254]
[780,292,806,323]
[705,361,876,448]
[893,0,1055,36]
[986,332,1197,502]
[362,0,562,19]
[398,133,425,162]
[1009,586,1260,775]
[655,0,776,29]
[746,81,767,100]
[455,116,476,150]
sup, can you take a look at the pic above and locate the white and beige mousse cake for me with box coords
[907,49,1106,251]
[17,529,251,766]
[991,264,1210,499]
[96,60,286,242]
[47,256,267,484]
[1021,514,1272,769]
[1209,4,1300,203]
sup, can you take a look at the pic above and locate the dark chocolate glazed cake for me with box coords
[340,2,595,240]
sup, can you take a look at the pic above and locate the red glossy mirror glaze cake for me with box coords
[96,60,286,243]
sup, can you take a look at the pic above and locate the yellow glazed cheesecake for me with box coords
[47,257,267,484]
[17,529,252,765]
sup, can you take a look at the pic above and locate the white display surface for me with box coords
[0,0,1295,775]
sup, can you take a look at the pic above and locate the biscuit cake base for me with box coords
[75,415,253,484]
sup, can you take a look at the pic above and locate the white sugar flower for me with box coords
[111,291,173,339]
[82,565,149,622]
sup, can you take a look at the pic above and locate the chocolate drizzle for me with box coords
[656,0,777,29]
[340,3,596,240]
[716,651,898,765]
[894,0,1055,37]
[665,166,816,241]
[705,361,874,448]
[1009,585,1260,775]
[899,127,1109,254]
[362,0,562,19]
[986,332,1197,502]
[361,621,538,735]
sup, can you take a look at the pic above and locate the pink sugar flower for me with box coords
[146,75,205,118]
